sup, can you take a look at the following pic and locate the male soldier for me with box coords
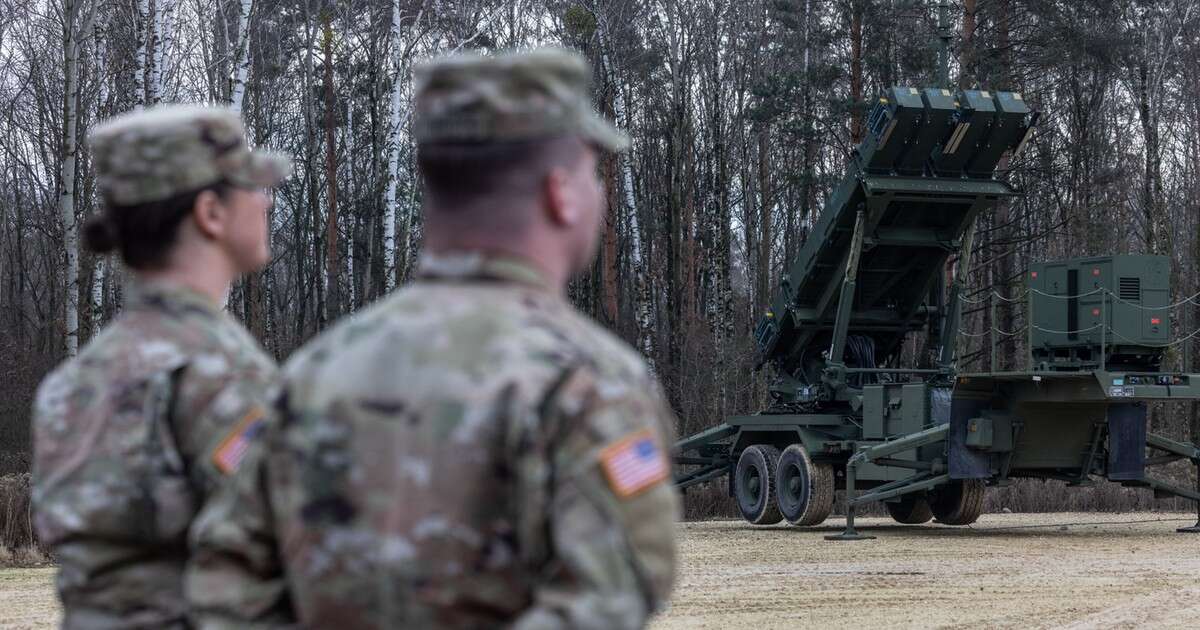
[32,106,289,628]
[187,48,680,628]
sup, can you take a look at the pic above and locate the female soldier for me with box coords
[32,105,290,629]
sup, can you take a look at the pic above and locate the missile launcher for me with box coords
[675,88,1200,539]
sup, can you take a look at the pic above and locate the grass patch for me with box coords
[0,544,49,568]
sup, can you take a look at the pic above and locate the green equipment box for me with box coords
[1028,255,1169,368]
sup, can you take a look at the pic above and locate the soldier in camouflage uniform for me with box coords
[187,48,680,629]
[32,106,291,629]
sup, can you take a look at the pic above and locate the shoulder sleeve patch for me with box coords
[599,429,669,499]
[211,406,267,475]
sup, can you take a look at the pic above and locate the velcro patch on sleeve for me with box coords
[599,429,669,499]
[211,406,267,475]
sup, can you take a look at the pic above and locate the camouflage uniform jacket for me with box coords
[33,278,277,629]
[188,252,681,629]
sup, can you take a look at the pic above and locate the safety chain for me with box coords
[957,287,1200,344]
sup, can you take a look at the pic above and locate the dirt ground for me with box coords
[0,567,58,629]
[651,512,1200,630]
[2,512,1198,629]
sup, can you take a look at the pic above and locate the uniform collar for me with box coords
[416,251,556,293]
[124,276,224,317]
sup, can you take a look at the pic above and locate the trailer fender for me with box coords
[950,382,993,479]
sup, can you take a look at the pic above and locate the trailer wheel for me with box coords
[930,479,986,525]
[734,445,782,525]
[885,494,934,524]
[775,444,834,526]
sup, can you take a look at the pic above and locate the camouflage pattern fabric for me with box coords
[188,252,680,629]
[91,105,292,206]
[412,47,629,151]
[33,278,277,629]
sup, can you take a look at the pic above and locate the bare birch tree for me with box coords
[150,0,176,103]
[228,0,252,113]
[383,0,417,291]
[58,0,95,356]
[596,5,655,367]
[135,0,149,106]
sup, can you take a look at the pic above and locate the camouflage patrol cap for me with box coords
[413,47,629,152]
[90,105,293,206]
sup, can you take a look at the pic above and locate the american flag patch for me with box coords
[211,406,266,474]
[599,429,669,499]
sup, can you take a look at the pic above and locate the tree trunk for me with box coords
[12,165,29,345]
[229,0,252,113]
[151,0,175,102]
[60,0,91,356]
[242,271,265,339]
[300,6,323,330]
[799,0,815,262]
[756,124,772,312]
[90,11,109,338]
[346,98,357,310]
[849,1,864,144]
[997,0,1012,88]
[243,101,268,341]
[682,138,697,328]
[383,0,410,291]
[135,0,149,106]
[1136,55,1161,255]
[959,0,976,89]
[322,15,341,318]
[600,90,620,327]
[992,0,1014,369]
[91,259,105,338]
[149,0,161,103]
[598,11,654,367]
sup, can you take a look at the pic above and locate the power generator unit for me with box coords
[1028,255,1169,370]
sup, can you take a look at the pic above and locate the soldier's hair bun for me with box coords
[83,214,120,254]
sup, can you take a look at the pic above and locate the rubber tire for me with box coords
[885,494,934,524]
[734,445,783,525]
[775,444,834,526]
[930,479,986,525]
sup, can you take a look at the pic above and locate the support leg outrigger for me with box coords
[825,453,875,541]
[827,423,952,541]
[1142,433,1200,533]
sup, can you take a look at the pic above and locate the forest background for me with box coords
[2,0,1200,537]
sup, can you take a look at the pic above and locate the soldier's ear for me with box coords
[191,189,228,240]
[544,167,579,228]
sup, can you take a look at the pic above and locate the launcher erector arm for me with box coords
[754,87,1035,405]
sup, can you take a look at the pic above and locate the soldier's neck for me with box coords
[424,242,567,295]
[137,269,231,308]
[138,248,235,308]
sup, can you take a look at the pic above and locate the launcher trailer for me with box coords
[674,87,1200,539]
